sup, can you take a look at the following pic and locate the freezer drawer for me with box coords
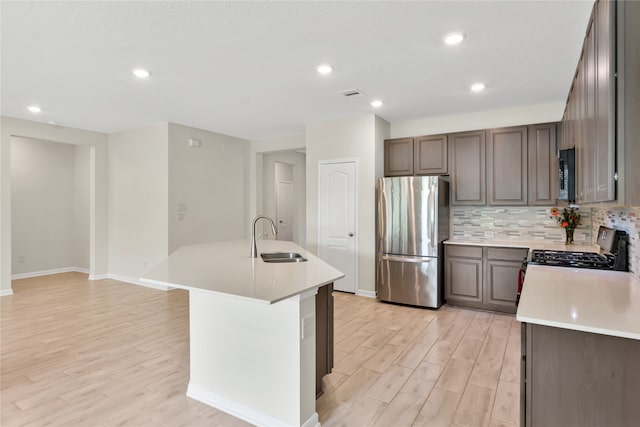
[377,254,442,308]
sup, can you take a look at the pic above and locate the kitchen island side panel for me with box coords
[524,323,640,427]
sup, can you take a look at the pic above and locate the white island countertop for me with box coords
[516,265,640,340]
[141,239,344,304]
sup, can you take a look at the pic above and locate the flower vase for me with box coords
[565,228,575,244]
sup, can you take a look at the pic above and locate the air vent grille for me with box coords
[339,89,365,97]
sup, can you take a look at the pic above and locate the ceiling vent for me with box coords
[339,89,366,97]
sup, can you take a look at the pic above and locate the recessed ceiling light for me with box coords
[317,64,333,75]
[132,68,150,78]
[27,105,41,113]
[371,100,383,108]
[471,83,486,92]
[444,33,466,45]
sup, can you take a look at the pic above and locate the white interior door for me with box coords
[276,180,294,241]
[318,161,357,293]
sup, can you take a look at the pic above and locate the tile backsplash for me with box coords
[451,206,592,244]
[590,207,640,279]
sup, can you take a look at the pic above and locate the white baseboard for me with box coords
[0,288,14,297]
[11,267,89,280]
[356,289,377,299]
[187,383,318,427]
[88,274,108,281]
[107,274,175,291]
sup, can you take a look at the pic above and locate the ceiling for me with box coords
[1,1,594,140]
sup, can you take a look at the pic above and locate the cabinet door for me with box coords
[484,259,520,314]
[414,134,448,175]
[594,0,615,202]
[384,138,414,176]
[445,256,483,303]
[449,130,486,205]
[528,123,558,206]
[487,126,528,206]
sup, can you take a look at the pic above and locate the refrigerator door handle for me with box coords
[381,254,431,263]
[430,183,436,249]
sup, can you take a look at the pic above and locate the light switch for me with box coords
[188,138,201,148]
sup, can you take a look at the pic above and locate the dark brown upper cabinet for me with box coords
[528,123,558,206]
[449,130,486,206]
[487,126,528,206]
[384,138,414,176]
[414,134,448,175]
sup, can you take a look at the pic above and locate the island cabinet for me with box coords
[527,123,558,205]
[315,283,334,398]
[449,130,486,205]
[445,245,527,314]
[487,126,528,206]
[384,134,448,176]
[521,323,640,427]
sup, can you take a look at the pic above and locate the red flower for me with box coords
[561,221,569,228]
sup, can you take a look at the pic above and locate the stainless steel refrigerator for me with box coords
[376,176,449,308]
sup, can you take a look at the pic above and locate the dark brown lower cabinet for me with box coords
[521,323,640,427]
[315,283,334,398]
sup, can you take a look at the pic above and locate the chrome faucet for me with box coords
[251,215,278,258]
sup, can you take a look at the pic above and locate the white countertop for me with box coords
[444,239,601,252]
[140,239,344,304]
[516,265,640,340]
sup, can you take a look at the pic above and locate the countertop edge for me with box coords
[515,314,640,341]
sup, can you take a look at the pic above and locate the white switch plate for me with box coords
[188,138,201,148]
[301,314,315,340]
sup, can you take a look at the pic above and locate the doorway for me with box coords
[317,160,357,293]
[275,162,294,241]
[10,137,91,279]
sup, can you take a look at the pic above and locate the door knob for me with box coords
[349,232,354,237]
[279,220,283,223]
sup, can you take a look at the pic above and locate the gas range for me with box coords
[527,226,628,271]
[529,249,615,270]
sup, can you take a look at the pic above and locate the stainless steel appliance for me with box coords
[528,226,628,271]
[376,176,449,308]
[558,148,576,202]
[517,226,628,307]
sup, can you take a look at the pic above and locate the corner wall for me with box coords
[168,123,250,254]
[107,124,169,279]
[10,137,90,275]
[306,114,388,296]
[0,116,108,294]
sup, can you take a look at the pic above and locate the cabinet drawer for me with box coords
[486,247,529,261]
[446,245,483,258]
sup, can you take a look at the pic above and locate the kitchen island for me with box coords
[517,265,640,427]
[141,239,344,427]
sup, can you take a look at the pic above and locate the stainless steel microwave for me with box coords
[558,148,576,202]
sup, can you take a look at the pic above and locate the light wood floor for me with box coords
[1,273,520,426]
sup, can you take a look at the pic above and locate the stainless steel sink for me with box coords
[260,252,307,263]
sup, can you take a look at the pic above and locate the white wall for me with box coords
[11,137,77,274]
[108,124,169,279]
[306,115,389,295]
[168,123,250,254]
[260,151,306,246]
[1,116,108,293]
[74,146,90,270]
[390,102,565,138]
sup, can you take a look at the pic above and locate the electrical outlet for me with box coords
[301,315,315,340]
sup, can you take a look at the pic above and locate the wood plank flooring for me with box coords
[1,273,520,426]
